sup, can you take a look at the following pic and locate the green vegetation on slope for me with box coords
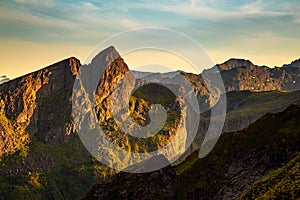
[0,89,115,200]
[99,82,182,153]
[224,90,300,121]
[0,114,30,158]
[0,137,114,200]
[239,152,300,200]
[174,104,300,199]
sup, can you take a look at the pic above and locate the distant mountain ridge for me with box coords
[214,58,259,71]
[283,58,300,69]
[131,58,300,93]
[130,70,180,83]
[207,58,300,92]
[214,57,300,71]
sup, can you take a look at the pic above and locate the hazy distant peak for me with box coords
[90,45,120,66]
[0,75,9,84]
[130,70,180,80]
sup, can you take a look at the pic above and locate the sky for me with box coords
[1,0,300,79]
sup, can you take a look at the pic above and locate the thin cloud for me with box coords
[15,0,54,8]
[82,2,99,11]
[156,1,287,20]
[0,7,74,28]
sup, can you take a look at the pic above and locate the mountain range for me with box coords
[0,46,299,199]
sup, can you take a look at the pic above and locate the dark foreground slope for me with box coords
[176,104,300,199]
[238,152,300,199]
[85,104,300,200]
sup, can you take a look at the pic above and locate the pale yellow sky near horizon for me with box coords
[1,0,300,80]
[0,40,299,80]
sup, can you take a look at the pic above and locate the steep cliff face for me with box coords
[94,46,133,122]
[89,62,193,170]
[2,56,300,157]
[0,47,131,199]
[0,57,80,157]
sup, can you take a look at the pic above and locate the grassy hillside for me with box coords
[0,136,115,200]
[224,90,300,121]
[239,152,300,200]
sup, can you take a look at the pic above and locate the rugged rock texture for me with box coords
[0,57,80,156]
[215,58,260,71]
[94,47,134,122]
[215,58,300,92]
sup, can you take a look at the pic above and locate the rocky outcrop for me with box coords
[0,45,196,198]
[214,58,259,71]
[0,57,80,157]
[74,47,198,171]
[217,58,300,92]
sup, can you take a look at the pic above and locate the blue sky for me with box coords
[1,0,300,78]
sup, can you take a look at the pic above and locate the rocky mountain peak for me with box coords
[216,58,256,71]
[0,57,81,148]
[90,46,120,65]
[85,45,131,106]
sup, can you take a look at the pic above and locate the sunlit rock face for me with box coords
[73,46,201,171]
[0,57,80,158]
